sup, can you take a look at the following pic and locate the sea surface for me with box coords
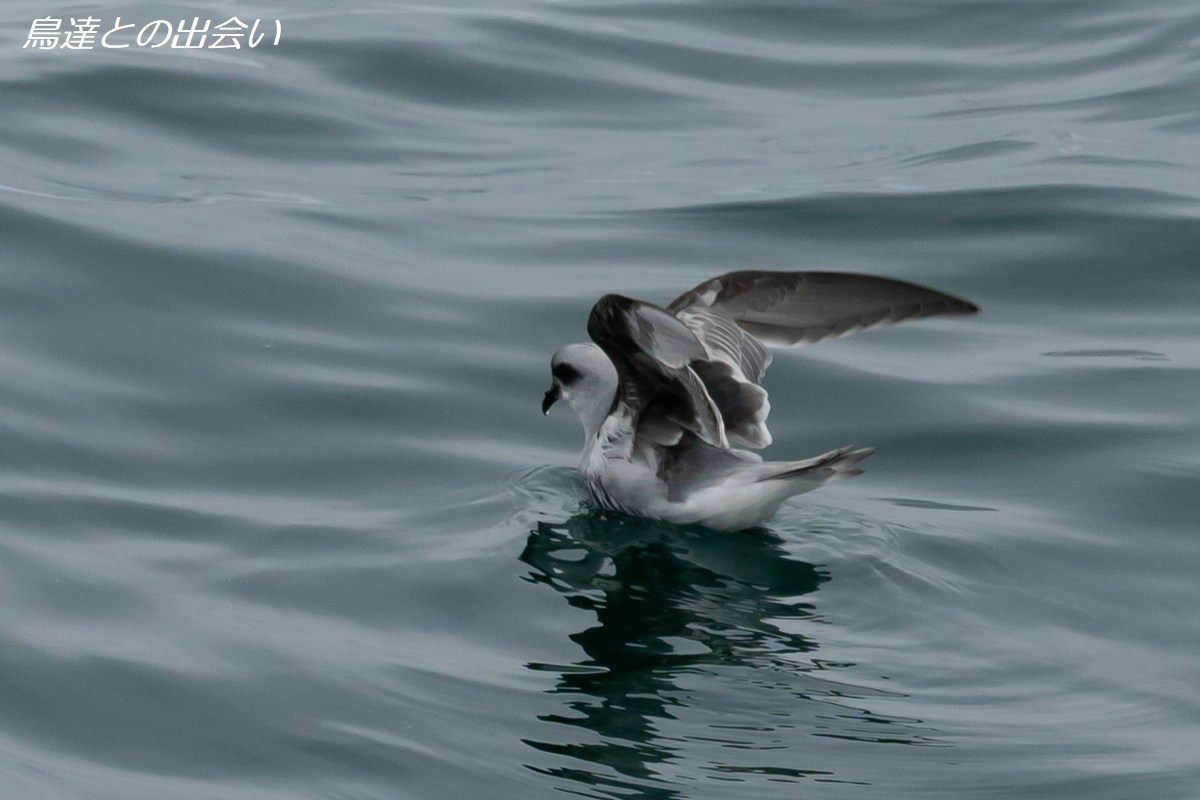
[1,1,1198,798]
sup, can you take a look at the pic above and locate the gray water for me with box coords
[2,1,1199,798]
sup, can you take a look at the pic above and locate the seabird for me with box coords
[543,271,979,530]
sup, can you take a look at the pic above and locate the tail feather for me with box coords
[758,445,875,484]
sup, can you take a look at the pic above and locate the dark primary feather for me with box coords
[668,270,980,346]
[587,294,727,449]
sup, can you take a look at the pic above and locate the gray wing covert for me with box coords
[672,308,773,448]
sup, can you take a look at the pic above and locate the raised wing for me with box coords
[587,294,728,449]
[668,270,980,346]
[668,270,980,449]
[672,308,773,448]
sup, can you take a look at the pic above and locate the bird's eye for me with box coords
[552,362,583,384]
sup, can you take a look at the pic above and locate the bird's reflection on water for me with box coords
[519,509,941,795]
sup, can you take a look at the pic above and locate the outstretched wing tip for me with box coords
[934,292,981,316]
[669,269,980,347]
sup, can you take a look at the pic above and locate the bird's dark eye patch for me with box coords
[552,362,583,384]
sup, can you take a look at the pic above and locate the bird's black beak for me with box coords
[542,384,560,415]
